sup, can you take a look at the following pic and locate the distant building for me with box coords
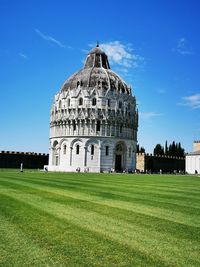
[186,141,200,174]
[47,44,138,172]
[136,153,185,173]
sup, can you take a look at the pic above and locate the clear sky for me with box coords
[0,0,200,153]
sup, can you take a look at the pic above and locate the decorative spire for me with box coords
[84,43,110,69]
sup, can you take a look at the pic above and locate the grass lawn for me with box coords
[0,170,200,266]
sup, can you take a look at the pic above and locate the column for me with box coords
[70,147,73,166]
[84,146,87,166]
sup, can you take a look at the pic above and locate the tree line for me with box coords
[137,141,185,157]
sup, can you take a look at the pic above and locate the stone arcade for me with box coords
[47,44,138,172]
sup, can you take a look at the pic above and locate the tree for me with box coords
[137,144,145,153]
[165,140,168,155]
[177,142,185,157]
[140,147,145,153]
[168,141,176,156]
[153,144,164,156]
[167,141,185,157]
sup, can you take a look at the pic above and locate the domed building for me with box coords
[47,44,138,172]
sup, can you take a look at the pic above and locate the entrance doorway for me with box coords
[115,154,122,172]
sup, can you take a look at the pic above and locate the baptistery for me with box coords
[47,44,138,172]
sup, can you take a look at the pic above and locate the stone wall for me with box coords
[136,153,185,173]
[193,140,200,152]
[0,151,48,169]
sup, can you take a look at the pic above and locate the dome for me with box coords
[61,44,131,95]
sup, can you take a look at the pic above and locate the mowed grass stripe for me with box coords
[0,214,59,267]
[1,176,200,227]
[0,185,200,267]
[0,194,169,267]
[0,179,199,243]
[2,175,200,213]
[0,171,200,266]
[3,170,200,189]
[3,172,200,202]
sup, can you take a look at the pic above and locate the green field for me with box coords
[0,171,200,267]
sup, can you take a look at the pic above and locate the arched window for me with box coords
[79,98,83,106]
[68,99,70,106]
[92,98,96,106]
[119,101,122,109]
[53,140,58,148]
[63,144,66,154]
[120,124,123,133]
[76,145,80,155]
[105,146,109,156]
[73,121,76,131]
[107,99,110,107]
[96,120,100,132]
[91,145,94,155]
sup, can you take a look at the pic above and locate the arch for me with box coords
[59,138,68,147]
[85,138,98,148]
[70,138,83,148]
[51,140,60,166]
[52,140,59,148]
[114,141,127,172]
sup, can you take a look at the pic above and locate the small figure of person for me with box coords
[20,163,23,172]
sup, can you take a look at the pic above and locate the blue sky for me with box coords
[0,0,200,153]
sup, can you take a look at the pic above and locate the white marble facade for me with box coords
[47,44,138,172]
[186,141,200,174]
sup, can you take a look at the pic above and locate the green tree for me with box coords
[168,141,185,157]
[137,144,145,153]
[165,140,168,155]
[153,144,164,156]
